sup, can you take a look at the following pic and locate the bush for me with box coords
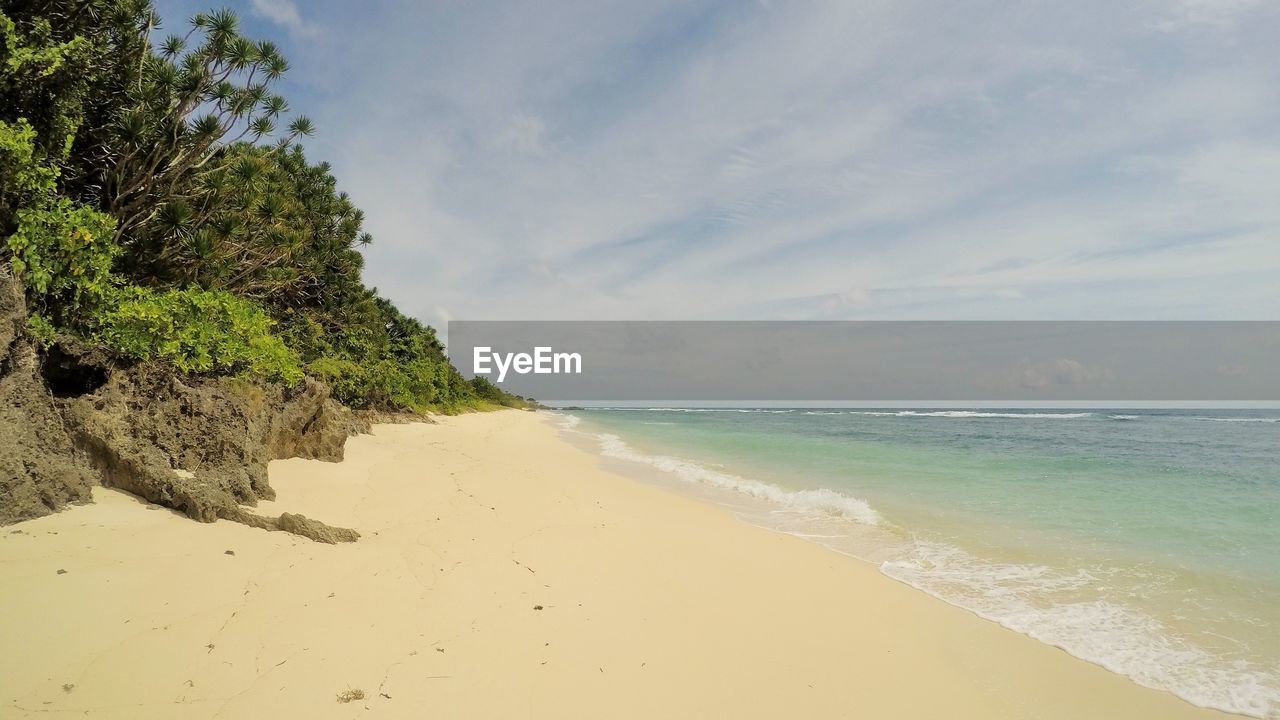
[95,287,302,383]
[25,313,56,347]
[306,356,367,405]
[7,198,117,315]
[2,119,119,322]
[0,119,59,208]
[469,376,529,407]
[309,355,451,412]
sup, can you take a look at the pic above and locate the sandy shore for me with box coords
[0,411,1239,719]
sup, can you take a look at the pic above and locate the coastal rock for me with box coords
[0,270,97,524]
[264,381,372,464]
[275,512,361,543]
[226,508,360,544]
[60,368,367,538]
[0,268,367,540]
[61,365,265,518]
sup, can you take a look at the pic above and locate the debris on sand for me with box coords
[336,688,365,703]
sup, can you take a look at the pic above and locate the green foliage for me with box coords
[102,6,314,244]
[25,313,57,348]
[285,287,508,413]
[469,376,531,408]
[0,12,81,79]
[305,357,367,404]
[0,3,530,412]
[7,197,118,316]
[309,349,455,412]
[0,118,58,212]
[141,144,370,305]
[95,287,302,383]
[1,119,119,322]
[0,7,96,164]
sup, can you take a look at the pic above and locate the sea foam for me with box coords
[592,408,1093,418]
[877,410,1092,419]
[1191,416,1280,423]
[884,543,1280,718]
[590,430,882,527]
[805,410,1095,419]
[552,409,1280,718]
[593,407,797,414]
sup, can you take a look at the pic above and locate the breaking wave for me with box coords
[884,543,1280,718]
[588,429,881,527]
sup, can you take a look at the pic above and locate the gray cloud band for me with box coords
[448,321,1280,402]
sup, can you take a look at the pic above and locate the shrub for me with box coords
[469,376,529,407]
[306,352,472,412]
[470,376,503,401]
[0,119,59,207]
[6,198,118,316]
[306,356,367,405]
[95,287,302,383]
[25,313,56,347]
[2,119,119,322]
[308,356,443,412]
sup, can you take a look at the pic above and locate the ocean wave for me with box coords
[561,406,1279,716]
[901,411,1093,419]
[796,410,1098,418]
[587,408,1096,418]
[1108,414,1140,421]
[1190,417,1280,423]
[592,432,881,527]
[549,411,581,430]
[840,410,1094,419]
[882,542,1280,718]
[591,407,797,414]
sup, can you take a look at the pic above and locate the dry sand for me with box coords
[0,411,1240,719]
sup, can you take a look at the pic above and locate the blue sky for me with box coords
[156,0,1280,326]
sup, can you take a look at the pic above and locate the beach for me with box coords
[0,411,1240,719]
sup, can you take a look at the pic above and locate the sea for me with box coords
[553,407,1280,718]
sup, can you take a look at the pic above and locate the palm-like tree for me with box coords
[105,9,314,248]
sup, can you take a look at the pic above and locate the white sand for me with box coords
[0,411,1238,718]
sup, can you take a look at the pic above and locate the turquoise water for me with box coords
[557,408,1280,718]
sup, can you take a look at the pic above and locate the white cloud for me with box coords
[494,114,548,156]
[249,0,312,36]
[1154,0,1264,31]
[284,0,1280,325]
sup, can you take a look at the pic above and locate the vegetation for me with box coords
[1,118,118,324]
[96,286,303,382]
[0,0,530,412]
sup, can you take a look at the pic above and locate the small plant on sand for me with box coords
[336,688,365,704]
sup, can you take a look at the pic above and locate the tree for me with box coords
[100,8,314,251]
[142,143,372,307]
[1,0,154,198]
[1,2,529,412]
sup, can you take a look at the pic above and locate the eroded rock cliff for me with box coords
[0,270,97,524]
[0,269,368,542]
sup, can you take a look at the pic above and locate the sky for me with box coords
[155,0,1280,328]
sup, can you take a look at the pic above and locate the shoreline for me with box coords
[556,410,1280,718]
[0,411,1242,718]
